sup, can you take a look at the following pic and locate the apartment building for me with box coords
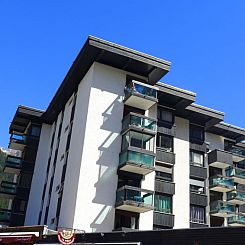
[0,106,43,226]
[1,36,245,231]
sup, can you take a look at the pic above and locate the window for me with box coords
[157,107,174,124]
[30,125,41,137]
[155,171,172,182]
[190,185,204,194]
[157,134,173,152]
[114,210,139,230]
[190,151,204,167]
[190,125,204,143]
[154,194,172,214]
[190,205,205,224]
[121,131,155,152]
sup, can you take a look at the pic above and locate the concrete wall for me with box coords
[25,123,52,225]
[59,62,126,232]
[173,117,190,228]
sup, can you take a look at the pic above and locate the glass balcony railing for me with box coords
[122,113,157,132]
[226,167,245,179]
[0,181,17,194]
[210,201,235,214]
[119,150,154,168]
[209,175,234,188]
[227,191,245,201]
[5,156,22,168]
[228,215,245,225]
[225,146,245,158]
[0,209,11,222]
[124,81,157,99]
[116,186,153,206]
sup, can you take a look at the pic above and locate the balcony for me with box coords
[208,149,233,169]
[227,190,245,205]
[153,212,174,228]
[190,164,207,180]
[190,142,209,153]
[226,167,245,184]
[190,193,208,206]
[0,209,11,223]
[156,147,175,165]
[209,175,234,192]
[154,179,175,195]
[228,215,245,227]
[122,113,157,134]
[225,146,245,162]
[115,185,154,213]
[0,181,17,199]
[3,156,22,174]
[119,150,155,175]
[124,81,158,110]
[9,134,26,151]
[210,201,235,218]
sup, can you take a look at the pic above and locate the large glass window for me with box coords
[157,107,174,124]
[154,194,172,214]
[121,131,155,152]
[155,171,172,182]
[190,125,204,143]
[190,205,205,224]
[157,134,173,152]
[190,151,204,167]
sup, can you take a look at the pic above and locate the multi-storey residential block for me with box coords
[0,106,42,226]
[1,36,245,231]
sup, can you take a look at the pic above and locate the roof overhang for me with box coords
[176,104,224,129]
[9,106,44,134]
[207,122,245,143]
[156,82,196,110]
[42,36,171,124]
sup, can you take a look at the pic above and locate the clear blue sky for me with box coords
[0,1,244,147]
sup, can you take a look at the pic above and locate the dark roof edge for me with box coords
[156,82,196,101]
[187,104,225,119]
[89,35,172,67]
[218,122,245,134]
[42,36,172,123]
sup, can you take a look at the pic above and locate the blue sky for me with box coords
[0,1,245,147]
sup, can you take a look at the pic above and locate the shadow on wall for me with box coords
[90,205,115,232]
[90,95,124,232]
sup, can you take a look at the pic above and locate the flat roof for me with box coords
[156,82,196,110]
[207,122,245,142]
[42,36,171,123]
[9,105,44,134]
[176,103,224,128]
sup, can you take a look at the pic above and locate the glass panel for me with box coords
[124,82,157,98]
[228,215,245,224]
[130,131,143,148]
[227,191,245,200]
[157,134,173,152]
[154,194,172,213]
[131,115,142,128]
[226,167,245,178]
[158,108,173,123]
[210,201,235,213]
[210,176,234,187]
[190,151,204,167]
[142,134,154,152]
[190,205,205,223]
[121,132,130,151]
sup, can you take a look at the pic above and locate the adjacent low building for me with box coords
[1,36,245,232]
